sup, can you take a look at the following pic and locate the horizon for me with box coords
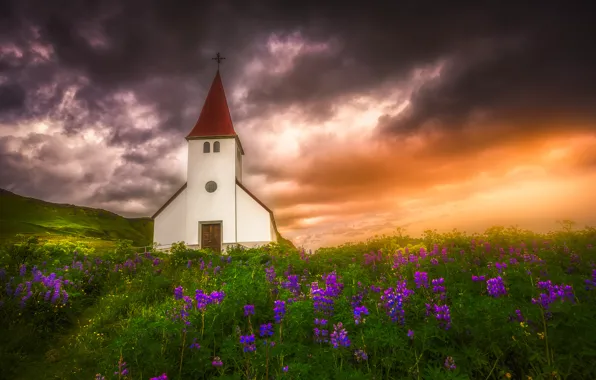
[1,1,595,250]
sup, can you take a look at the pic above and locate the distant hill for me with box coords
[0,189,153,246]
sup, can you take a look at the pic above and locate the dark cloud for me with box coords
[0,0,595,242]
[0,82,26,112]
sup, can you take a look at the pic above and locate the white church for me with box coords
[152,66,278,252]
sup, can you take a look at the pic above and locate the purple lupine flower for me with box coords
[407,329,414,340]
[187,260,192,268]
[433,304,452,330]
[244,304,255,316]
[354,349,368,362]
[174,286,184,300]
[209,290,225,304]
[444,356,456,371]
[532,281,574,309]
[282,366,289,372]
[95,374,106,380]
[472,275,486,282]
[149,374,168,380]
[240,334,257,353]
[414,272,429,289]
[431,278,446,294]
[114,361,128,376]
[381,281,414,324]
[487,276,507,298]
[495,262,508,273]
[313,318,329,343]
[212,357,223,367]
[19,264,26,277]
[259,323,274,337]
[330,322,350,348]
[274,300,286,323]
[195,289,210,310]
[189,338,200,350]
[353,305,369,325]
[265,266,276,283]
[282,274,301,296]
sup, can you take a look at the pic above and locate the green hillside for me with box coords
[0,188,153,246]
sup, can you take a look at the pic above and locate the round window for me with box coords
[205,181,218,193]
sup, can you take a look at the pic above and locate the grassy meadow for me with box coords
[1,222,596,380]
[0,189,152,248]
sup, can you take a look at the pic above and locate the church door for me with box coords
[201,223,222,252]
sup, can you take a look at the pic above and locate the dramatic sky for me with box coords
[1,1,595,249]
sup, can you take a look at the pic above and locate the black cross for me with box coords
[212,52,225,69]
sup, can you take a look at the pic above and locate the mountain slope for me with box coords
[0,189,153,246]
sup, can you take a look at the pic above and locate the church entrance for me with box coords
[200,222,222,252]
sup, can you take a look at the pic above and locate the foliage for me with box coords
[1,225,596,380]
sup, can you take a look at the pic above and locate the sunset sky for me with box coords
[1,1,595,249]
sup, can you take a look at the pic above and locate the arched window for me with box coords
[213,141,220,152]
[203,141,210,153]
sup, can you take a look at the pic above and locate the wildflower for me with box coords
[174,286,184,300]
[472,275,486,282]
[433,304,452,330]
[381,281,414,324]
[414,272,429,289]
[244,304,255,316]
[531,281,574,309]
[431,278,446,294]
[354,349,368,362]
[330,322,350,348]
[505,373,511,378]
[265,266,276,283]
[444,356,456,371]
[407,329,414,340]
[19,264,26,277]
[189,338,200,349]
[212,357,223,367]
[240,334,256,353]
[149,374,168,380]
[283,365,289,372]
[353,305,369,325]
[114,360,128,376]
[487,277,507,298]
[274,300,286,323]
[209,290,225,304]
[259,323,274,337]
[95,374,106,380]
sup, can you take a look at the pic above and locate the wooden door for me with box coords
[201,223,221,252]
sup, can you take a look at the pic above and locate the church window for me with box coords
[214,141,220,152]
[203,141,210,153]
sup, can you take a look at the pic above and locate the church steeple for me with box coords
[186,66,237,139]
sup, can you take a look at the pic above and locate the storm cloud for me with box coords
[1,0,595,248]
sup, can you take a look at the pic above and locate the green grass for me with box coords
[0,188,153,247]
[1,227,595,380]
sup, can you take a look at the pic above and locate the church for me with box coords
[152,62,279,252]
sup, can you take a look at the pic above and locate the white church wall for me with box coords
[235,144,243,182]
[236,184,273,243]
[154,187,187,246]
[186,138,238,246]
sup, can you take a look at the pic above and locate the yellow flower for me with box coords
[505,373,511,378]
[527,376,533,380]
[538,332,545,340]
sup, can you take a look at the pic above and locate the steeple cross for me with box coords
[212,52,226,69]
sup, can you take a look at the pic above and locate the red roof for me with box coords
[186,70,237,138]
